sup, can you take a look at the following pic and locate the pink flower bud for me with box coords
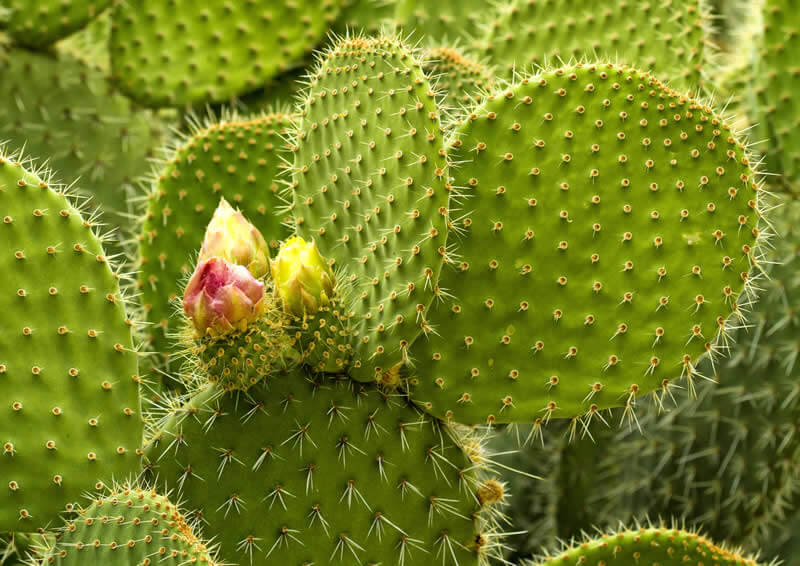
[183,258,266,337]
[198,198,270,278]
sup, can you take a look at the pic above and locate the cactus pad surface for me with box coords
[5,0,110,47]
[145,372,494,565]
[36,483,221,565]
[527,526,762,566]
[588,198,800,552]
[291,35,451,383]
[0,151,142,532]
[137,114,293,366]
[408,63,765,425]
[755,0,800,190]
[481,0,712,89]
[423,47,493,108]
[0,44,165,218]
[110,0,342,106]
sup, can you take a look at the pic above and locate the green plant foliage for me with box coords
[334,0,396,36]
[754,0,800,191]
[407,62,766,425]
[144,371,502,565]
[32,483,222,566]
[290,35,451,383]
[136,113,294,368]
[0,43,166,219]
[5,0,110,47]
[0,148,142,533]
[576,197,800,553]
[395,0,485,44]
[109,0,342,106]
[479,0,713,88]
[524,525,766,566]
[423,46,494,108]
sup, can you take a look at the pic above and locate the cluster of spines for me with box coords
[288,287,358,373]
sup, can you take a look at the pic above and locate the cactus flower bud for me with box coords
[271,236,335,316]
[183,257,266,336]
[198,198,270,278]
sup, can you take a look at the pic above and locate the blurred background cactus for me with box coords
[0,1,796,565]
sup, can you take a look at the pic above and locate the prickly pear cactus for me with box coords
[480,0,713,88]
[395,0,485,43]
[406,62,766,425]
[0,149,142,532]
[290,35,451,383]
[0,43,165,217]
[136,113,293,368]
[0,532,51,565]
[145,372,499,565]
[526,525,764,566]
[334,0,397,36]
[754,0,800,190]
[33,483,221,565]
[423,47,494,108]
[109,0,342,106]
[585,197,800,553]
[4,0,110,47]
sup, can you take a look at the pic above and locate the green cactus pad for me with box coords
[290,294,359,373]
[34,483,222,565]
[334,0,397,36]
[755,0,800,190]
[394,0,484,44]
[407,63,765,425]
[584,198,800,552]
[145,372,497,565]
[109,0,342,107]
[0,151,142,532]
[423,47,494,109]
[526,526,763,566]
[480,0,713,88]
[290,35,451,383]
[136,113,294,367]
[0,44,165,220]
[5,0,110,47]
